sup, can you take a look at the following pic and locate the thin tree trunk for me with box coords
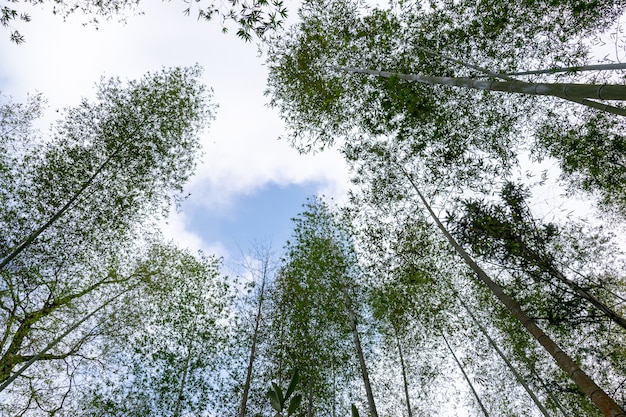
[332,359,337,417]
[0,281,140,392]
[401,167,626,417]
[331,66,626,116]
[307,389,313,417]
[392,322,413,417]
[506,63,626,76]
[409,48,626,116]
[239,267,267,417]
[173,338,194,417]
[547,263,626,331]
[510,235,626,330]
[342,286,379,417]
[0,119,150,271]
[333,66,626,100]
[452,291,552,417]
[530,363,569,417]
[442,332,490,417]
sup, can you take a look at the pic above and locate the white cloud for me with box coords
[160,208,231,260]
[1,1,351,256]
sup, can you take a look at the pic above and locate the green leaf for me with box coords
[267,389,282,412]
[351,404,360,417]
[271,382,284,405]
[287,394,302,415]
[285,368,300,400]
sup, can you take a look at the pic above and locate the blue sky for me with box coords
[184,181,321,260]
[0,1,351,268]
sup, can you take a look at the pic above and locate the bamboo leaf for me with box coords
[288,394,302,415]
[285,368,300,400]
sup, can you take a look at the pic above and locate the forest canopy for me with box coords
[2,0,626,415]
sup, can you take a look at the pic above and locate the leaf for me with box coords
[271,382,284,404]
[287,394,302,415]
[351,404,360,417]
[285,368,300,399]
[267,389,282,412]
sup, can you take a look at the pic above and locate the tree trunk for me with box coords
[402,167,626,417]
[506,63,626,76]
[0,281,140,392]
[453,291,551,417]
[239,268,267,417]
[547,263,626,331]
[333,66,626,100]
[392,322,413,417]
[342,286,379,417]
[442,332,490,417]
[0,118,149,271]
[173,338,194,417]
[406,48,626,117]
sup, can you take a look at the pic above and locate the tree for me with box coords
[266,0,626,213]
[74,243,235,417]
[1,0,288,43]
[401,166,625,417]
[275,197,379,417]
[236,243,277,417]
[0,66,213,413]
[453,181,626,331]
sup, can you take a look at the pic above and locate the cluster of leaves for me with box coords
[267,369,302,416]
[1,0,287,43]
[0,67,226,415]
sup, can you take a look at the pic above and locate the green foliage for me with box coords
[2,0,288,43]
[536,112,626,216]
[269,197,370,415]
[75,244,236,417]
[0,67,214,414]
[266,369,302,416]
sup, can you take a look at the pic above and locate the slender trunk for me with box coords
[401,167,626,417]
[332,360,336,417]
[530,363,569,417]
[392,322,413,417]
[506,63,626,76]
[307,389,313,417]
[0,282,140,392]
[0,119,149,271]
[173,338,194,417]
[239,273,267,417]
[453,291,552,417]
[547,264,626,331]
[409,48,626,116]
[503,229,626,331]
[333,66,626,100]
[331,66,626,116]
[442,332,490,417]
[342,286,379,417]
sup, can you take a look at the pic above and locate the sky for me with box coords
[0,0,351,270]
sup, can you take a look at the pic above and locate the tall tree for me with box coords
[0,66,213,413]
[453,181,626,331]
[237,243,277,417]
[276,198,379,417]
[266,0,626,213]
[401,166,625,417]
[74,243,235,417]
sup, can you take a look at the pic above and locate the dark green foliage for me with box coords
[266,369,303,416]
[536,112,626,216]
